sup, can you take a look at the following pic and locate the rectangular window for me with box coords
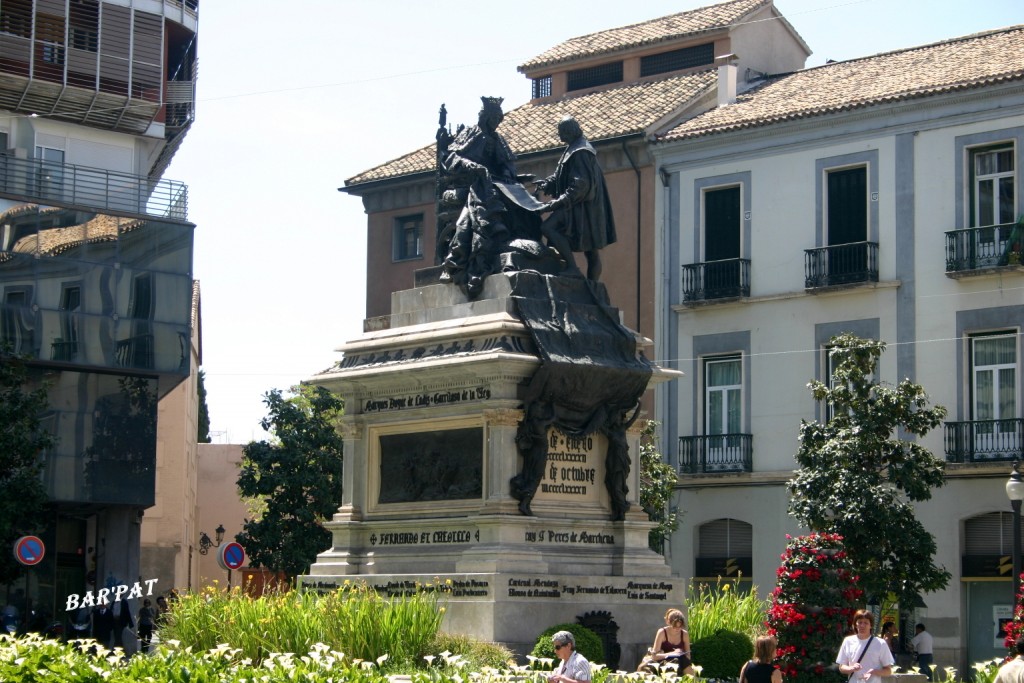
[705,356,742,436]
[532,76,552,99]
[36,12,66,65]
[393,214,423,261]
[704,186,741,261]
[640,43,715,77]
[34,145,65,198]
[69,0,100,52]
[567,61,623,92]
[972,333,1018,423]
[0,0,32,38]
[826,166,867,246]
[2,286,34,354]
[971,145,1016,228]
[55,283,81,361]
[970,332,1020,457]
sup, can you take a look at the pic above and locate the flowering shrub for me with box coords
[1002,572,1024,655]
[767,534,862,683]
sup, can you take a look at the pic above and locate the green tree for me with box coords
[236,384,344,580]
[197,369,211,443]
[639,421,679,553]
[0,352,54,583]
[787,333,950,610]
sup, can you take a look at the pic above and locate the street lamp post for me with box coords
[1006,462,1024,601]
[198,524,226,556]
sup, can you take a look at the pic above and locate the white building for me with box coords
[653,25,1024,669]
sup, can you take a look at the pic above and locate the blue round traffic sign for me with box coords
[13,536,44,566]
[218,542,245,571]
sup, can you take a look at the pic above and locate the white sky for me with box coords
[164,0,1023,444]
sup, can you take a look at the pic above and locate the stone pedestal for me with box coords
[303,274,681,668]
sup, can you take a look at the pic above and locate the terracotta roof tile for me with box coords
[345,70,716,187]
[518,0,770,72]
[662,26,1024,141]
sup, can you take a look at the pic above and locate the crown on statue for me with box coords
[481,96,504,111]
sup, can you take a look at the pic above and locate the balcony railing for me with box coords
[0,154,187,221]
[945,223,1023,273]
[679,434,753,474]
[682,258,750,302]
[804,241,878,288]
[116,334,155,370]
[50,338,78,362]
[944,419,1023,463]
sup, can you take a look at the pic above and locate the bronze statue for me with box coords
[436,97,541,298]
[535,116,617,281]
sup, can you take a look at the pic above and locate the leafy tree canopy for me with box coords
[639,421,679,553]
[0,352,54,583]
[197,369,211,443]
[236,384,344,579]
[787,334,950,609]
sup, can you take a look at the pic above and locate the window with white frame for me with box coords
[393,214,423,261]
[970,144,1016,228]
[823,345,838,423]
[971,333,1018,425]
[34,145,65,197]
[705,355,742,437]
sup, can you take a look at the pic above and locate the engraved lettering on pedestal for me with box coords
[534,429,602,503]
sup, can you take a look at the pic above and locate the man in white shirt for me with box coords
[836,610,894,683]
[911,623,934,681]
[996,636,1024,683]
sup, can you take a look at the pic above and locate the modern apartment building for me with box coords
[0,0,198,625]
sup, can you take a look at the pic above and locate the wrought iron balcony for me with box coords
[0,154,187,221]
[682,258,750,302]
[679,434,753,474]
[50,339,78,362]
[944,419,1023,463]
[116,334,155,370]
[804,241,878,289]
[945,223,1023,274]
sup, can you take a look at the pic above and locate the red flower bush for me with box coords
[767,534,863,683]
[1003,572,1024,655]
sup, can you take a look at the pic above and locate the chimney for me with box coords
[716,53,739,106]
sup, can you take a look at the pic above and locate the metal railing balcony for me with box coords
[679,434,753,474]
[804,241,878,289]
[682,258,750,302]
[945,223,1023,273]
[944,419,1023,463]
[0,155,187,221]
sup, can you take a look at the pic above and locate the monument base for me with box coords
[307,273,683,670]
[300,568,682,670]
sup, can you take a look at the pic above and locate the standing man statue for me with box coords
[536,116,617,281]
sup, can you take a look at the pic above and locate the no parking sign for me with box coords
[13,536,45,566]
[217,542,245,571]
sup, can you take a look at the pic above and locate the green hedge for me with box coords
[690,628,752,679]
[530,623,605,664]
